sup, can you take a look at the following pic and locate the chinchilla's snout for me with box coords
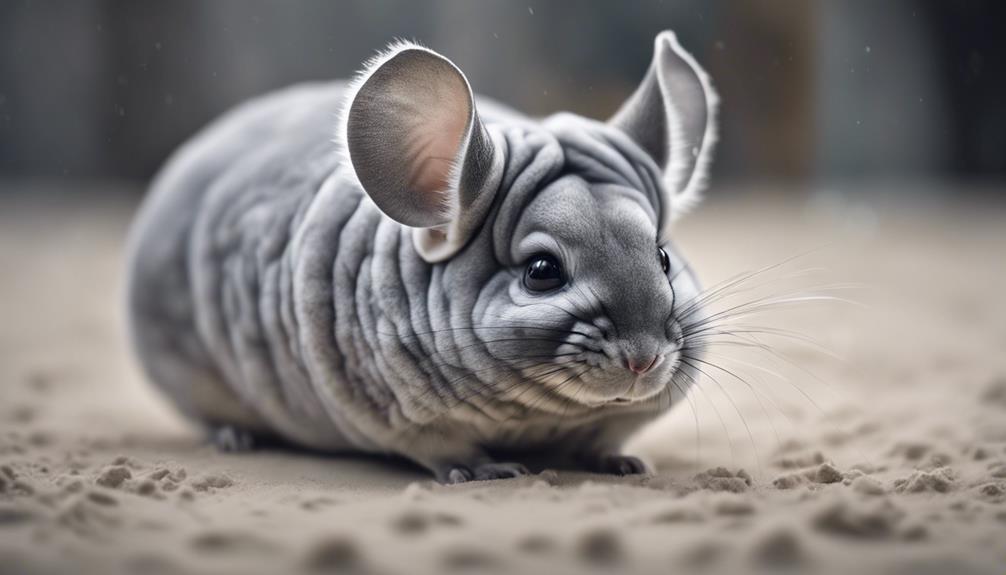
[622,336,664,375]
[612,305,681,379]
[598,251,682,376]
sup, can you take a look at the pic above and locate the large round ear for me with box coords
[340,42,502,262]
[609,31,718,230]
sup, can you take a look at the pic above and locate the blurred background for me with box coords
[1,0,1004,194]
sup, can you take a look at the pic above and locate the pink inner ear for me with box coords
[402,72,471,197]
[346,46,483,229]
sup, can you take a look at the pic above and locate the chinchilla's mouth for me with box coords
[605,379,673,406]
[584,396,635,408]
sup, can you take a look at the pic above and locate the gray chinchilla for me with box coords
[125,30,718,482]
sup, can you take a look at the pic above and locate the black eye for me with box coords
[658,247,670,273]
[524,254,565,292]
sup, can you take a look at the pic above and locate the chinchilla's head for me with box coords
[340,31,717,412]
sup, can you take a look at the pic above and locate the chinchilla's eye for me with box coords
[524,254,565,292]
[658,247,670,273]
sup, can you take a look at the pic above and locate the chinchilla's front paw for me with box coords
[580,453,650,476]
[210,425,257,453]
[438,461,531,484]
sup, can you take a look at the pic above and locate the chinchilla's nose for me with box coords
[626,354,659,374]
[622,337,663,375]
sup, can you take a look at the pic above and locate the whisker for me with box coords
[416,336,580,356]
[667,374,701,470]
[502,365,590,424]
[682,290,862,328]
[674,249,828,318]
[523,300,597,326]
[377,324,592,340]
[698,350,812,440]
[684,339,831,417]
[684,355,785,460]
[493,365,575,414]
[555,366,592,423]
[411,360,563,410]
[418,351,582,372]
[682,282,865,325]
[675,270,858,320]
[683,325,843,361]
[688,330,843,407]
[681,357,763,478]
[677,367,737,469]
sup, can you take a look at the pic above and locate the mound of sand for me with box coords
[1,185,1004,574]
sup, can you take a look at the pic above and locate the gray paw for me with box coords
[473,462,530,481]
[585,454,649,476]
[446,467,474,484]
[440,462,530,484]
[211,425,256,453]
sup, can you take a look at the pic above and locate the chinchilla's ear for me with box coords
[609,31,718,227]
[341,41,503,262]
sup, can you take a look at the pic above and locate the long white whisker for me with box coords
[686,326,845,361]
[674,248,831,317]
[678,368,736,469]
[682,358,763,478]
[687,355,786,448]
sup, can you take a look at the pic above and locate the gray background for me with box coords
[1,0,1003,192]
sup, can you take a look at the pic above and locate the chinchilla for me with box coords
[125,30,718,483]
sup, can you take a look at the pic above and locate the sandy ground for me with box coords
[1,182,1005,575]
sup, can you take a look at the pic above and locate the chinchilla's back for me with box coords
[125,82,356,447]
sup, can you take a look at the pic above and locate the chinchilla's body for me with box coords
[126,32,718,482]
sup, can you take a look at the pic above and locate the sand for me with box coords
[1,183,1005,574]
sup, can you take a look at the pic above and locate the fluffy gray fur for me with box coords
[125,31,718,482]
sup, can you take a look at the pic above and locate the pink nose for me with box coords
[626,355,659,375]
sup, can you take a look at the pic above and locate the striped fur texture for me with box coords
[125,31,717,482]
